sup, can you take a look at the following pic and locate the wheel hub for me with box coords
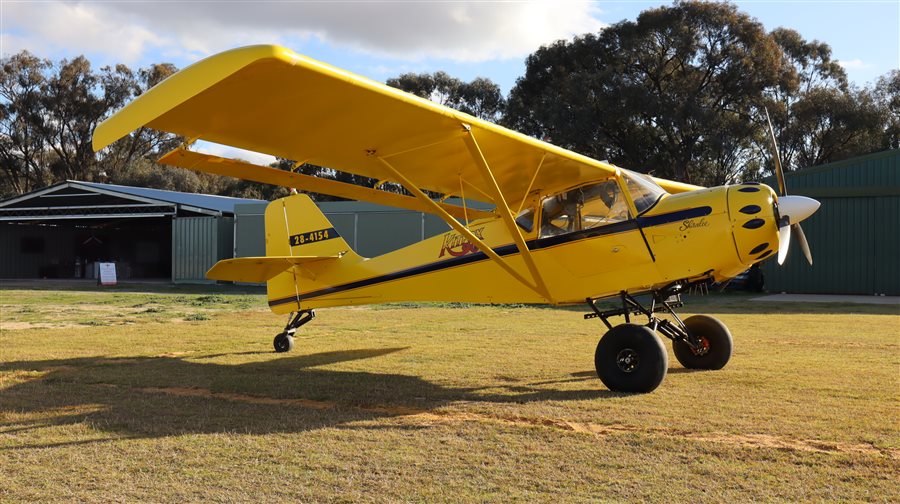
[690,336,710,356]
[616,348,639,373]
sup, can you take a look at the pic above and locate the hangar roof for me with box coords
[0,180,266,222]
[73,181,267,214]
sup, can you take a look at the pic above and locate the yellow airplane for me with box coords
[93,45,820,393]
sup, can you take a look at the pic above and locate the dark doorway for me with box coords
[1,218,172,280]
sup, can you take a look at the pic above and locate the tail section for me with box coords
[206,194,361,311]
[265,193,357,259]
[265,194,362,311]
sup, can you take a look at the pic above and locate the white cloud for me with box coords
[1,1,166,63]
[2,1,605,64]
[836,59,873,70]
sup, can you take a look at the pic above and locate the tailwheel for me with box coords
[271,309,315,353]
[672,315,733,370]
[273,332,294,353]
[595,324,668,393]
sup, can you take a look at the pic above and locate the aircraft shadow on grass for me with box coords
[1,347,624,449]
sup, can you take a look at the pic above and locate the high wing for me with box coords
[93,45,696,212]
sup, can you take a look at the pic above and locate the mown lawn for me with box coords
[1,283,898,502]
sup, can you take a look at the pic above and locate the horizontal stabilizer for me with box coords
[207,256,339,283]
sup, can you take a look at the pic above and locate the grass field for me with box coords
[1,282,898,502]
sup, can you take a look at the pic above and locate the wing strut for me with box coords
[461,125,552,301]
[517,153,546,214]
[373,153,549,301]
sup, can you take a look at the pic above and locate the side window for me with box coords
[539,180,630,238]
[581,181,630,227]
[540,194,577,236]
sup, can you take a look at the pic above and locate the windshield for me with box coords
[539,178,630,238]
[622,170,667,215]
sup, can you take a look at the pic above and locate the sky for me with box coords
[1,0,897,164]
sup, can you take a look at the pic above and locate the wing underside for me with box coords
[92,45,646,210]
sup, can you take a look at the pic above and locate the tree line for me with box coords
[1,1,897,199]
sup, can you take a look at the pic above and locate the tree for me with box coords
[387,72,505,121]
[99,63,183,183]
[875,70,900,150]
[39,56,130,182]
[759,28,887,175]
[780,86,887,169]
[0,51,53,194]
[0,51,184,198]
[505,1,787,186]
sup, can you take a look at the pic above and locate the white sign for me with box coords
[98,262,117,286]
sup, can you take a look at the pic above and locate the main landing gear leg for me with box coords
[585,283,732,392]
[273,309,315,353]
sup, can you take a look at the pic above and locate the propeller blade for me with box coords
[764,107,787,196]
[777,224,791,265]
[792,223,813,265]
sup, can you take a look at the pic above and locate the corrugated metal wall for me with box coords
[874,197,900,295]
[172,216,234,283]
[234,203,266,258]
[762,149,900,295]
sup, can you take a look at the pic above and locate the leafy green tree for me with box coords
[387,72,505,121]
[760,28,887,174]
[0,51,183,197]
[505,1,787,186]
[784,86,887,168]
[100,63,183,183]
[40,56,129,182]
[0,51,53,194]
[875,70,900,149]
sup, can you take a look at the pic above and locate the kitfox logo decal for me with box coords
[438,227,485,258]
[289,227,338,247]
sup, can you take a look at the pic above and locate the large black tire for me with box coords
[673,315,732,370]
[595,324,668,393]
[273,333,294,353]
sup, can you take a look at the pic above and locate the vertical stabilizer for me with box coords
[265,194,361,311]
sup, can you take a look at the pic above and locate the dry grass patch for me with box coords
[1,285,898,502]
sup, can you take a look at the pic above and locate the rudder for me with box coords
[265,193,361,312]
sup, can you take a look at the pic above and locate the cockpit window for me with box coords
[539,178,630,238]
[622,170,667,215]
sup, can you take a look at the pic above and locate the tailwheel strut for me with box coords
[273,309,315,353]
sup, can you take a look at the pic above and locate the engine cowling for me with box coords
[727,183,779,265]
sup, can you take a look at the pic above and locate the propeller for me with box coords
[763,108,820,265]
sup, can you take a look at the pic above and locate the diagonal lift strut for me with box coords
[372,150,550,302]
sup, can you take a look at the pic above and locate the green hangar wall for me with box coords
[761,149,900,295]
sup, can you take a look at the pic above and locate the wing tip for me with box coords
[92,44,297,153]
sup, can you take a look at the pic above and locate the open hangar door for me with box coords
[0,181,263,282]
[0,183,176,280]
[0,217,173,280]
